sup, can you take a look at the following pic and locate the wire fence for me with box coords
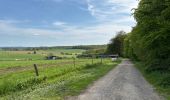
[0,50,118,77]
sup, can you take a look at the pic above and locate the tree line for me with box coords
[0,45,107,51]
[107,0,170,72]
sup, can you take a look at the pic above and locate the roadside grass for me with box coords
[0,59,121,100]
[134,62,170,100]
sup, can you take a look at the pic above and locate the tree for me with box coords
[106,31,127,57]
[124,0,170,72]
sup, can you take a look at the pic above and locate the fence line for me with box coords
[0,57,109,76]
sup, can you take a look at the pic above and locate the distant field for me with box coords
[39,49,85,57]
[0,49,85,61]
[0,51,43,61]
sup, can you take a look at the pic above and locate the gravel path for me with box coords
[69,59,162,100]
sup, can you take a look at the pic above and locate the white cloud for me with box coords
[0,19,30,24]
[87,3,95,16]
[33,33,40,36]
[86,0,138,21]
[0,20,131,41]
[0,21,63,37]
[53,21,67,26]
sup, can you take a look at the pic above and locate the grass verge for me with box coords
[134,62,170,100]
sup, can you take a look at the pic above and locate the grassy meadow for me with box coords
[0,48,120,100]
[0,49,85,61]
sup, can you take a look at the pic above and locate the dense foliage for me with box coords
[124,0,170,72]
[106,31,127,57]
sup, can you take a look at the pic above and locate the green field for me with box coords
[0,51,44,61]
[0,59,85,69]
[0,49,120,100]
[0,49,85,61]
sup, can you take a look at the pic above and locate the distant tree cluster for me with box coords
[83,49,106,55]
[72,45,107,50]
[0,45,107,51]
[72,46,93,50]
[106,31,127,57]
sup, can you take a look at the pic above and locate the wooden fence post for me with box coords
[92,56,93,64]
[73,58,75,67]
[33,64,39,76]
[101,57,103,64]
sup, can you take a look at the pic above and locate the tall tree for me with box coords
[124,0,170,71]
[107,31,127,57]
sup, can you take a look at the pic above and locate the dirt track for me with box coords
[69,59,163,100]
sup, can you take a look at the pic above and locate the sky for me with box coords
[0,0,139,47]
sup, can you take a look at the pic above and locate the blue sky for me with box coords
[0,0,138,47]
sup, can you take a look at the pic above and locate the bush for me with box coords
[159,76,170,88]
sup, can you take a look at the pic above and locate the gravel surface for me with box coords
[68,59,163,100]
